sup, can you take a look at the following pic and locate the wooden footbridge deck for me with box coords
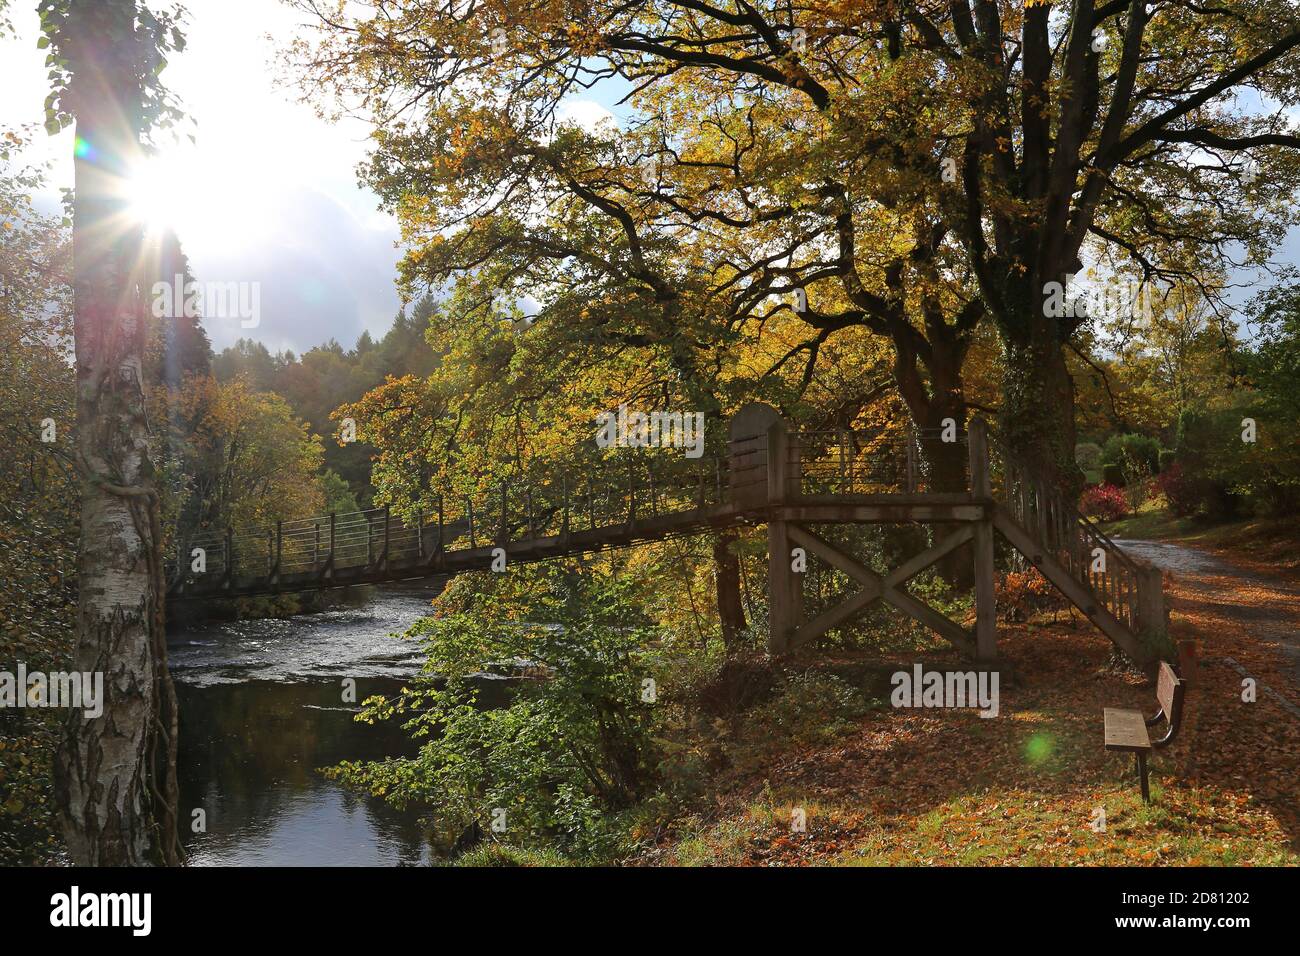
[167,404,1167,664]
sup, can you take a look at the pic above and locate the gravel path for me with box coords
[1115,538,1300,706]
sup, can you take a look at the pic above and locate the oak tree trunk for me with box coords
[712,531,747,651]
[894,336,972,586]
[999,322,1084,500]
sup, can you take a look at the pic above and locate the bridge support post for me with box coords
[968,418,998,661]
[730,404,803,656]
[765,418,802,655]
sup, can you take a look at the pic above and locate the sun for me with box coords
[123,148,263,253]
[125,151,190,234]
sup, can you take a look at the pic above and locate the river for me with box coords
[168,588,441,866]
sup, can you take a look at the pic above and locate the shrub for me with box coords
[326,566,661,860]
[1174,407,1246,519]
[1123,476,1152,515]
[750,671,872,745]
[996,567,1060,622]
[1101,433,1162,475]
[1154,463,1199,518]
[1074,442,1104,483]
[723,671,874,774]
[1079,483,1127,521]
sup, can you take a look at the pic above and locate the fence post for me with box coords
[417,508,424,559]
[436,495,444,558]
[627,457,636,525]
[327,513,335,581]
[1136,561,1168,650]
[225,526,234,590]
[273,520,283,586]
[383,505,391,570]
[842,431,852,494]
[906,429,917,493]
[968,418,997,661]
[313,522,320,572]
[499,482,509,545]
[561,475,570,538]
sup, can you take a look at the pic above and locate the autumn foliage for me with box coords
[1079,484,1127,522]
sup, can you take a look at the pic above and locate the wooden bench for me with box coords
[1103,661,1185,803]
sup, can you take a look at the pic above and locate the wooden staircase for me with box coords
[985,433,1168,665]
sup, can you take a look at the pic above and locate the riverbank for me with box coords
[587,511,1300,866]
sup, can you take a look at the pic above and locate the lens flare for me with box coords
[1024,733,1055,766]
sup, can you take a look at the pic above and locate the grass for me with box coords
[651,782,1296,867]
[1098,499,1199,540]
[830,786,1294,866]
[632,603,1300,867]
[448,843,575,867]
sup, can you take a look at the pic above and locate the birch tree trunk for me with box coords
[52,0,180,866]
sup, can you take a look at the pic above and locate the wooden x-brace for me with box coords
[786,524,977,655]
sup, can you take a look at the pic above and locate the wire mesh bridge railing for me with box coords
[166,421,952,599]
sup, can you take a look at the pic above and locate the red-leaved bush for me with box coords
[1153,462,1201,517]
[1079,483,1126,521]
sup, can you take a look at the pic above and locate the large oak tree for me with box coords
[289,0,1300,496]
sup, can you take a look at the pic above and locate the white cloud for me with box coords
[557,100,619,134]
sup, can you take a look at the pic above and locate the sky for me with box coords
[0,0,622,355]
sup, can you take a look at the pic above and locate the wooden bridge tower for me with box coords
[731,403,997,663]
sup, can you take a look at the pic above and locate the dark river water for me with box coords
[168,588,442,866]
